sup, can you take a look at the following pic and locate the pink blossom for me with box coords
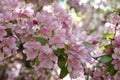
[48,28,67,49]
[39,0,49,7]
[23,9,34,17]
[41,44,52,53]
[67,0,86,13]
[69,69,84,79]
[113,71,120,80]
[92,40,98,44]
[33,67,49,80]
[32,19,38,25]
[103,48,112,54]
[93,68,102,78]
[13,24,24,34]
[112,36,120,47]
[39,53,57,69]
[112,48,120,60]
[3,0,18,9]
[16,4,34,17]
[36,11,54,26]
[0,0,115,79]
[29,0,38,4]
[53,4,72,28]
[1,37,18,55]
[110,14,120,25]
[112,60,120,70]
[67,55,81,70]
[67,55,84,79]
[49,35,65,49]
[39,26,51,39]
[0,27,7,40]
[23,41,41,60]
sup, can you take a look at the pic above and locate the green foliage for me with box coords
[51,30,55,37]
[99,55,117,76]
[49,0,55,3]
[103,33,114,40]
[53,48,65,56]
[53,48,68,78]
[100,55,112,63]
[27,68,35,74]
[36,38,47,45]
[32,77,35,80]
[99,43,117,76]
[60,66,68,78]
[25,0,29,3]
[105,44,115,49]
[35,29,40,35]
[83,41,93,47]
[17,40,22,46]
[32,58,40,66]
[58,55,67,68]
[100,44,115,50]
[10,20,18,24]
[5,28,12,36]
[104,63,117,76]
[35,59,40,66]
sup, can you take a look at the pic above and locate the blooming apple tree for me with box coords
[0,0,120,80]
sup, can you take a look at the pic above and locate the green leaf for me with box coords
[27,68,34,74]
[54,48,68,68]
[105,44,115,49]
[25,0,29,3]
[104,63,117,76]
[57,55,68,78]
[83,42,93,47]
[95,61,101,68]
[35,29,40,35]
[58,56,67,68]
[100,44,115,51]
[19,74,24,80]
[53,48,68,78]
[49,0,54,3]
[10,20,18,24]
[35,59,40,66]
[17,40,22,46]
[113,9,120,15]
[5,28,12,36]
[31,58,40,66]
[36,38,47,45]
[100,55,112,63]
[60,67,68,78]
[32,77,35,80]
[53,48,65,56]
[103,33,114,40]
[51,30,55,37]
[100,46,106,50]
[109,64,117,76]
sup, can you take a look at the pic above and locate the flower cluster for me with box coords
[0,0,120,80]
[0,0,98,80]
[90,13,120,80]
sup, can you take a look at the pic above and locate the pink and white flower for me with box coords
[39,53,57,69]
[23,41,41,60]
